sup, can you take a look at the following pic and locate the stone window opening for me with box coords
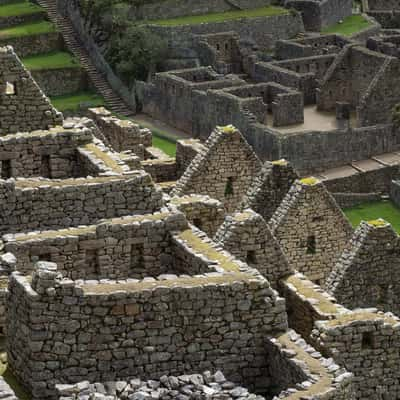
[32,253,52,263]
[312,215,323,222]
[362,332,374,349]
[216,43,220,51]
[5,81,15,95]
[1,159,12,179]
[246,250,257,265]
[130,243,144,269]
[86,249,100,277]
[192,218,203,230]
[225,43,229,51]
[224,177,234,197]
[41,155,51,178]
[306,235,316,254]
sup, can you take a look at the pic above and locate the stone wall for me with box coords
[317,44,400,127]
[255,54,335,104]
[323,164,400,195]
[0,127,93,179]
[215,209,292,288]
[327,220,400,315]
[0,46,62,133]
[391,179,400,206]
[146,12,304,52]
[130,0,273,20]
[312,312,400,399]
[269,178,353,285]
[0,33,62,58]
[170,195,225,237]
[368,10,400,28]
[241,160,299,222]
[280,272,345,340]
[143,67,245,134]
[3,211,188,278]
[0,172,162,235]
[31,68,88,97]
[275,34,350,60]
[88,108,152,154]
[368,0,400,10]
[7,237,287,398]
[286,0,352,31]
[172,126,262,213]
[175,139,206,177]
[57,330,354,400]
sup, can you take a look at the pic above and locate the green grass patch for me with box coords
[146,6,288,26]
[0,0,43,18]
[22,51,80,70]
[50,91,104,112]
[344,200,400,233]
[0,20,55,38]
[152,134,177,157]
[322,14,372,36]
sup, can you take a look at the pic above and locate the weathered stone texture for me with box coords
[0,46,62,133]
[327,220,400,315]
[241,160,298,222]
[269,178,353,284]
[172,126,262,213]
[215,209,292,288]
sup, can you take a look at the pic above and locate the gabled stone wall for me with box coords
[269,178,353,284]
[241,160,298,222]
[327,220,400,314]
[172,126,262,213]
[0,46,62,133]
[215,209,292,287]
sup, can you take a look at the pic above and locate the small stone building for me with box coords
[214,209,292,288]
[269,177,353,285]
[172,125,262,213]
[327,219,400,315]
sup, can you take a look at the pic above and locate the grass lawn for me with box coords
[322,14,372,36]
[152,135,177,157]
[50,91,104,112]
[22,51,80,70]
[0,20,55,38]
[344,200,400,233]
[0,0,43,18]
[146,6,288,26]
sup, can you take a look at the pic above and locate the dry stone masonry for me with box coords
[2,0,400,396]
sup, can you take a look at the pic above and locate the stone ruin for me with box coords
[2,7,400,396]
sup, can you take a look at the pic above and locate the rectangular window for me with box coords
[246,250,257,265]
[41,155,51,178]
[1,159,11,179]
[362,332,374,349]
[131,244,144,269]
[306,235,316,254]
[86,249,99,277]
[225,177,234,197]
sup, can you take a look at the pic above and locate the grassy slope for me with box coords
[50,92,105,112]
[0,20,55,38]
[322,14,372,36]
[344,200,400,233]
[152,135,177,157]
[22,51,80,70]
[0,1,42,17]
[146,6,288,26]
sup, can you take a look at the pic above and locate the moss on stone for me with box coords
[299,177,320,186]
[218,124,236,134]
[284,275,340,315]
[367,218,389,228]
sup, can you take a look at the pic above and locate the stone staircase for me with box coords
[36,0,135,117]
